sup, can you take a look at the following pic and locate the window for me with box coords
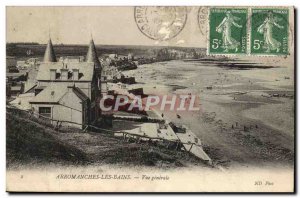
[39,107,51,118]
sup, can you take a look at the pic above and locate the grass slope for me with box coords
[6,113,88,168]
[6,109,208,169]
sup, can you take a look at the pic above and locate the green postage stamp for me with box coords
[208,7,289,56]
[250,8,289,55]
[209,8,248,55]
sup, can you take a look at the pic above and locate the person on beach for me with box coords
[257,11,284,53]
[216,11,242,52]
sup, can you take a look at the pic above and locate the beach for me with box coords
[123,58,294,169]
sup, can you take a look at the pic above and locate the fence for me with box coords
[111,114,164,123]
[7,106,86,132]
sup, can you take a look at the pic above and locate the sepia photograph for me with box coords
[5,5,295,193]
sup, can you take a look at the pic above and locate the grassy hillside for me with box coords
[6,113,88,168]
[6,108,208,169]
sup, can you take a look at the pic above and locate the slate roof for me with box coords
[86,39,101,69]
[43,39,57,62]
[30,84,69,103]
[72,86,89,102]
[6,72,27,77]
[36,61,94,81]
[10,93,35,110]
[30,84,89,104]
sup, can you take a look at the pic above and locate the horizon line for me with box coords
[6,42,207,49]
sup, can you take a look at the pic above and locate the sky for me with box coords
[6,6,207,47]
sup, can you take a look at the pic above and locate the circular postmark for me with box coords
[134,6,187,41]
[197,7,209,35]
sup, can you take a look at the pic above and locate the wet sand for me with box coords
[123,59,294,169]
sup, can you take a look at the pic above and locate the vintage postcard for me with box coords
[6,6,295,192]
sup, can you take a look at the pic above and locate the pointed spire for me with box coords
[43,38,56,62]
[48,26,51,39]
[86,38,101,69]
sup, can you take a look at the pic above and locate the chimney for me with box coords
[72,69,79,80]
[61,69,68,80]
[50,69,56,80]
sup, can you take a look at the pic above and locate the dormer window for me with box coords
[61,69,68,80]
[50,69,56,80]
[73,69,79,80]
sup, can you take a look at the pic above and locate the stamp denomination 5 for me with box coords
[250,9,289,55]
[208,8,248,55]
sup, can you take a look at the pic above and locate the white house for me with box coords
[30,84,90,128]
[28,37,102,128]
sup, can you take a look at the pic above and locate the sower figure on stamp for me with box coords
[257,11,284,53]
[216,11,242,52]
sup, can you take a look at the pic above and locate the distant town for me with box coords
[6,42,207,99]
[6,38,212,167]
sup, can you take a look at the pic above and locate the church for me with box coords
[28,38,102,128]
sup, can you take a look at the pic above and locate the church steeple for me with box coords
[43,38,56,62]
[86,38,101,69]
